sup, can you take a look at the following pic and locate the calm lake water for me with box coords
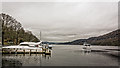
[2,45,119,66]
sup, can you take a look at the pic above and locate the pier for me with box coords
[2,47,52,55]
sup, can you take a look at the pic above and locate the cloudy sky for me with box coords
[2,2,118,42]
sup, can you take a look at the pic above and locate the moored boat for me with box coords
[2,41,43,53]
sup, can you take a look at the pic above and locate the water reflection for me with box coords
[2,58,22,67]
[74,49,92,55]
[82,50,91,54]
[2,51,52,66]
[42,54,51,59]
[2,45,119,66]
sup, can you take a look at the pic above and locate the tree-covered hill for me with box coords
[0,13,39,45]
[54,29,120,46]
[86,29,119,46]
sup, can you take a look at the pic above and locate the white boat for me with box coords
[2,41,43,52]
[82,42,91,50]
[43,43,52,49]
[83,42,91,46]
[48,45,52,49]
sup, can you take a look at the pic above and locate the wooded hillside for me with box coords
[0,13,39,45]
[54,29,120,46]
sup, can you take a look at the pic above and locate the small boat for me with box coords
[48,45,52,49]
[43,43,52,49]
[82,42,91,50]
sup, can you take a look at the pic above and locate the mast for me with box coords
[40,31,42,66]
[40,31,41,42]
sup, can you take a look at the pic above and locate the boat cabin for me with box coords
[19,42,42,47]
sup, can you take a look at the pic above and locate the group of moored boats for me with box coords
[2,41,91,54]
[2,41,52,54]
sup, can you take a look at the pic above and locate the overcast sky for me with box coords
[2,2,118,42]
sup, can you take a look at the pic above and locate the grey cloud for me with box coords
[2,2,118,42]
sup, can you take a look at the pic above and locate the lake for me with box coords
[2,45,119,66]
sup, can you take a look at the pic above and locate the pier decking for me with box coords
[2,48,51,55]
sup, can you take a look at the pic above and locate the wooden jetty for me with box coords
[2,42,52,55]
[2,47,51,55]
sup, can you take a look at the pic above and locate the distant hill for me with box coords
[86,29,119,46]
[51,29,119,46]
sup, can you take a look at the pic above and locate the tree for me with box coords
[0,13,39,45]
